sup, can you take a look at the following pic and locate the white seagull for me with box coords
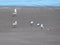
[13,8,17,14]
[30,21,34,24]
[40,24,44,29]
[12,21,17,28]
[30,21,34,26]
[37,23,40,27]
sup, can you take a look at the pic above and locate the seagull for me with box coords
[37,23,40,27]
[40,24,44,29]
[12,21,17,28]
[30,21,34,26]
[13,8,17,14]
[12,8,17,17]
[30,21,34,24]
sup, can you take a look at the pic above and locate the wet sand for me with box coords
[0,6,60,45]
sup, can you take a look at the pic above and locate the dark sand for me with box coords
[0,6,60,45]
